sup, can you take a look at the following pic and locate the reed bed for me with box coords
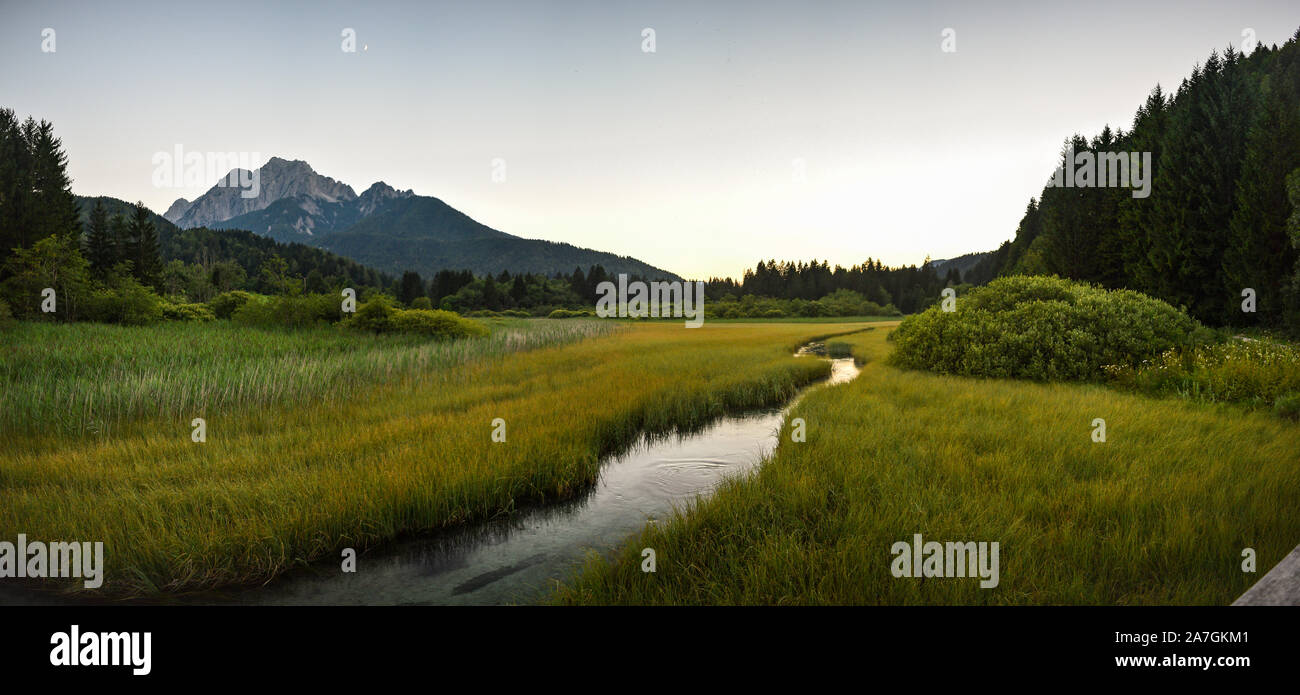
[554,326,1300,605]
[0,319,617,441]
[1,320,864,596]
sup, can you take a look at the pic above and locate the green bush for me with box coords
[410,297,433,310]
[232,293,340,328]
[82,278,163,326]
[889,275,1204,381]
[342,295,396,333]
[161,301,216,322]
[0,234,92,321]
[341,296,485,339]
[208,291,255,319]
[547,309,594,319]
[390,309,489,339]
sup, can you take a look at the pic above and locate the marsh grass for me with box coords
[1105,338,1300,410]
[0,318,616,441]
[1,321,865,596]
[553,326,1300,605]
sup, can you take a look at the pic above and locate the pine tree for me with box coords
[109,213,131,273]
[1149,52,1257,321]
[0,108,25,254]
[129,202,162,289]
[83,200,115,278]
[27,118,81,245]
[398,270,424,306]
[1116,84,1170,295]
[481,276,501,310]
[1223,43,1300,327]
[569,266,587,298]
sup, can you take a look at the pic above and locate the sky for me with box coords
[1,0,1297,280]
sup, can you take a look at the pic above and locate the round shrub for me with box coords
[341,295,396,333]
[232,293,340,328]
[390,309,488,339]
[208,291,254,319]
[889,275,1203,381]
[82,281,163,326]
[410,296,433,310]
[161,301,216,322]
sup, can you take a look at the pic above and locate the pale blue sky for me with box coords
[2,0,1297,278]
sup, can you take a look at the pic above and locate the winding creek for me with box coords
[4,344,860,606]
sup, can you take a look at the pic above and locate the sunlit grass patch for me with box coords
[0,318,615,440]
[1105,338,1300,412]
[553,327,1300,605]
[1,321,858,595]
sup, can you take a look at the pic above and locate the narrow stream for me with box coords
[2,347,860,606]
[203,351,860,606]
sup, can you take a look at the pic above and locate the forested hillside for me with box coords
[77,196,394,293]
[984,30,1300,331]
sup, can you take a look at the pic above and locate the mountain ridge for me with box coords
[170,157,679,280]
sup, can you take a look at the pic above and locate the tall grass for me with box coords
[0,319,617,441]
[553,327,1300,605]
[0,321,864,595]
[1104,338,1300,410]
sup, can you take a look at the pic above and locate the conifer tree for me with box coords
[129,202,162,289]
[398,270,425,306]
[83,199,115,278]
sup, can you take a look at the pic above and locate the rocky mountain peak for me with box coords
[162,197,193,223]
[174,156,357,229]
[356,181,415,216]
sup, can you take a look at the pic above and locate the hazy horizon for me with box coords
[2,0,1297,278]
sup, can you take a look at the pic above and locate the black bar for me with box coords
[0,606,1290,684]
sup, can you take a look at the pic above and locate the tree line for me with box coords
[703,258,949,315]
[981,30,1300,332]
[4,105,949,324]
[0,108,399,322]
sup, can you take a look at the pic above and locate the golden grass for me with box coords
[553,326,1300,605]
[1,321,869,595]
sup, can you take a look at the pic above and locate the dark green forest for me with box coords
[704,258,946,315]
[975,30,1300,332]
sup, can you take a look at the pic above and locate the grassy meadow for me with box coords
[553,326,1300,605]
[0,317,619,442]
[0,319,871,595]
